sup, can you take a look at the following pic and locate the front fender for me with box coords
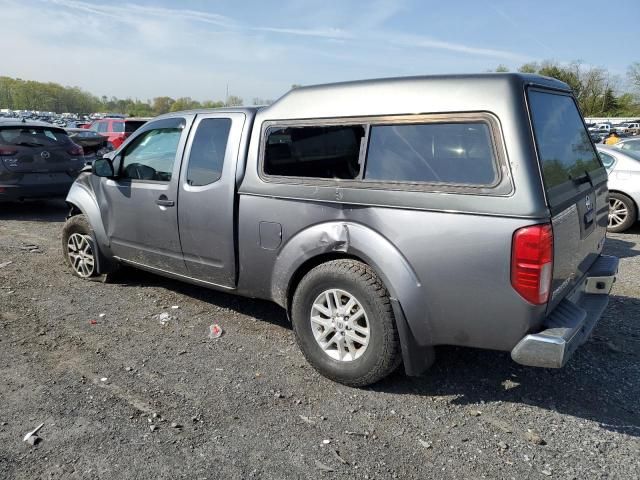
[66,176,109,253]
[271,221,433,345]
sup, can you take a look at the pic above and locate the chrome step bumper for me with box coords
[511,255,619,368]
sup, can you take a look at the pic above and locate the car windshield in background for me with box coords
[528,90,601,191]
[0,126,70,147]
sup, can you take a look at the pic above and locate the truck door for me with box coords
[177,112,246,288]
[100,115,194,274]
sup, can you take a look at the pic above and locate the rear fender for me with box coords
[271,221,433,346]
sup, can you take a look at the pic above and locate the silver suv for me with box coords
[61,74,618,386]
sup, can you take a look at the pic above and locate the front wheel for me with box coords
[608,192,637,233]
[62,214,100,279]
[291,260,401,387]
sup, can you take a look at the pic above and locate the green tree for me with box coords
[628,62,640,90]
[225,95,243,107]
[152,96,175,115]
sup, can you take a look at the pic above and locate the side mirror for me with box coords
[93,157,115,178]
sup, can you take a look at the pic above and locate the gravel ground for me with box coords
[0,199,638,480]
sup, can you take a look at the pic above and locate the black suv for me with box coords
[0,120,85,201]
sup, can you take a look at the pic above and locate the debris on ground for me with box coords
[23,423,44,446]
[99,313,106,318]
[0,260,13,268]
[332,450,348,465]
[170,422,182,429]
[171,305,179,310]
[418,439,433,449]
[208,324,223,339]
[154,312,175,325]
[498,441,509,450]
[322,439,331,445]
[525,430,546,445]
[468,409,482,417]
[314,460,334,472]
[89,319,98,325]
[298,415,315,425]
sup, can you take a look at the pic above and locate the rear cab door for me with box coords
[176,112,247,288]
[527,88,609,309]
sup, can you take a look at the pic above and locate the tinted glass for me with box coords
[112,121,124,133]
[365,122,497,185]
[120,118,185,181]
[125,121,146,133]
[528,90,601,190]
[0,126,70,147]
[97,122,109,133]
[186,118,231,186]
[264,125,364,179]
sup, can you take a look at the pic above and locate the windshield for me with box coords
[0,126,70,147]
[528,89,602,191]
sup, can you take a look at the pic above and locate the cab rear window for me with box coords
[528,90,602,191]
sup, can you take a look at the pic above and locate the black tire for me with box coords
[62,214,102,279]
[291,260,401,387]
[608,192,637,233]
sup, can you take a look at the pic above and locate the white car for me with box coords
[597,145,640,232]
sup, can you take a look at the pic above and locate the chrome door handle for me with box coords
[156,197,175,207]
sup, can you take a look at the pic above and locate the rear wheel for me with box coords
[291,260,401,387]
[608,192,637,233]
[62,215,100,279]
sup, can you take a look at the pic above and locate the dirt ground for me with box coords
[0,199,639,480]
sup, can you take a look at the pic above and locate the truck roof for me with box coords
[261,73,570,120]
[162,73,570,121]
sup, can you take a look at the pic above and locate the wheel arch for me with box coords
[272,221,433,347]
[65,180,112,257]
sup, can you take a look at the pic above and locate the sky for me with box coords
[1,0,638,103]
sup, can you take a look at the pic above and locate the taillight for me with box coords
[0,147,17,156]
[511,224,553,305]
[67,143,84,156]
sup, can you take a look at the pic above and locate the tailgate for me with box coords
[3,144,81,174]
[528,88,608,309]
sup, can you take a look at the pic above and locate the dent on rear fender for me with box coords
[271,221,432,344]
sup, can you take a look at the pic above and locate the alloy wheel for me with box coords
[609,198,628,229]
[67,233,95,277]
[310,288,370,362]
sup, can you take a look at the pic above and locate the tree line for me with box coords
[0,76,273,116]
[2,60,639,117]
[492,61,640,117]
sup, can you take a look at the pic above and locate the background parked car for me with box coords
[65,128,113,164]
[0,120,85,201]
[87,117,149,149]
[596,144,640,232]
[612,137,640,153]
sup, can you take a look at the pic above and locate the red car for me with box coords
[88,118,148,149]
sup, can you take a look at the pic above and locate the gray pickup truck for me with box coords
[62,73,618,386]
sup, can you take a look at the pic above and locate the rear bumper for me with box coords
[511,255,619,368]
[0,181,74,201]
